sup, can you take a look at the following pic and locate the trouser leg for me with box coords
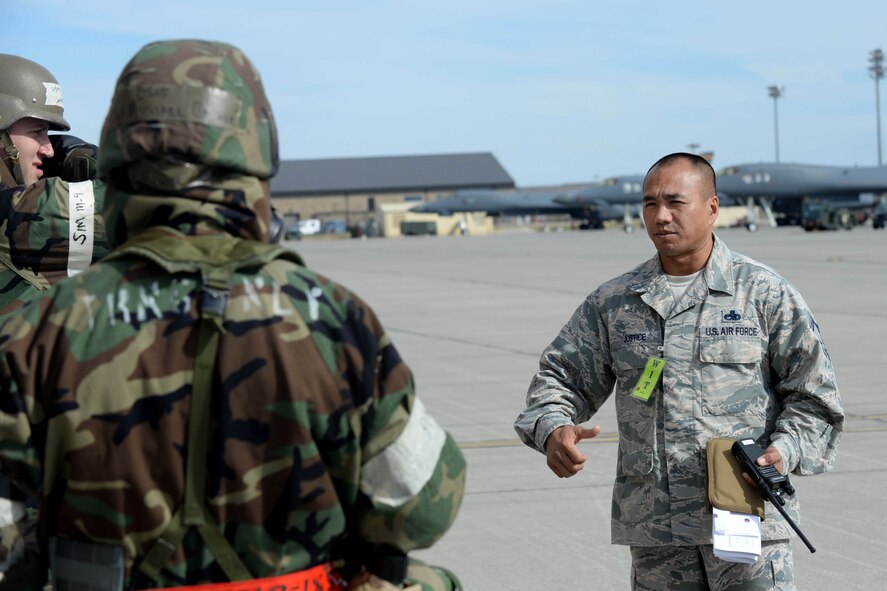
[630,545,709,591]
[699,540,794,591]
[630,541,794,591]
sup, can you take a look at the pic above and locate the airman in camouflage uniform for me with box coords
[0,54,108,321]
[515,153,843,590]
[0,53,108,589]
[0,40,464,591]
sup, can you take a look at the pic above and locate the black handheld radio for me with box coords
[731,438,816,553]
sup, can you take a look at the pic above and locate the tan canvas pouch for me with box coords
[706,437,765,519]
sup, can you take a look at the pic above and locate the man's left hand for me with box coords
[741,445,784,488]
[756,446,784,475]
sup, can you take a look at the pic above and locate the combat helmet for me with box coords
[98,39,278,180]
[0,54,71,185]
[0,54,70,133]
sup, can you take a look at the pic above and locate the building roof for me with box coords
[270,152,515,196]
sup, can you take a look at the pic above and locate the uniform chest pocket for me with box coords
[699,337,764,364]
[698,337,768,418]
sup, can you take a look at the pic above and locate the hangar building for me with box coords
[269,152,514,227]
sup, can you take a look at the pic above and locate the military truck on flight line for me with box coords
[800,198,874,231]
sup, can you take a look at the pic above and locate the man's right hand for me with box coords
[544,424,601,478]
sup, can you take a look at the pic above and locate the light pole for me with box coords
[869,48,884,166]
[767,85,784,163]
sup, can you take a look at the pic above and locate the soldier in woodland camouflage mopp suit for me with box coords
[0,40,464,591]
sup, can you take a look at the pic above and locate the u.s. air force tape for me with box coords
[360,398,447,507]
[67,181,95,277]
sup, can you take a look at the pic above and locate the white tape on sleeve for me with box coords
[0,497,25,527]
[67,181,95,277]
[360,398,447,507]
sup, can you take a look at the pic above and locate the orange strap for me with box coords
[143,563,345,591]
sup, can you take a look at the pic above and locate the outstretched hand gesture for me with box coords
[545,424,601,478]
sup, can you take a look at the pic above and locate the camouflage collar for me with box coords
[627,234,735,297]
[702,236,735,295]
[105,226,303,278]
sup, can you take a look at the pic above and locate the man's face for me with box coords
[7,117,54,185]
[642,159,719,274]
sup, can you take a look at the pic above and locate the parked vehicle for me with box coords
[284,224,302,240]
[298,218,322,236]
[321,220,347,234]
[401,221,437,236]
[873,201,887,230]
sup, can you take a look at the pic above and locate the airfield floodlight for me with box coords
[767,85,784,163]
[687,143,701,154]
[869,48,884,166]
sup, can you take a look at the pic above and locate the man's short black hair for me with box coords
[644,152,717,195]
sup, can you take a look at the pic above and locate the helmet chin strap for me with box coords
[0,130,25,185]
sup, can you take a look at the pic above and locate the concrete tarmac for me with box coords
[292,225,886,590]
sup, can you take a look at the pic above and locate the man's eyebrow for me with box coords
[643,193,685,201]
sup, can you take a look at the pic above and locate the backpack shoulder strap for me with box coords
[130,230,300,583]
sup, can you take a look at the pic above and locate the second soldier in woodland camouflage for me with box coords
[0,40,464,591]
[0,53,108,589]
[515,153,843,590]
[0,53,109,322]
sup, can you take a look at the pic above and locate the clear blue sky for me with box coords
[8,1,887,185]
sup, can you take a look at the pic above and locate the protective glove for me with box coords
[43,135,99,182]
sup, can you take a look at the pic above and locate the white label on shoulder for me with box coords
[43,82,64,107]
[67,181,95,276]
[360,398,447,507]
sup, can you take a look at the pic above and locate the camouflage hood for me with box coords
[102,171,272,247]
[97,39,278,247]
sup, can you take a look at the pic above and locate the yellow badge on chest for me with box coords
[631,357,665,401]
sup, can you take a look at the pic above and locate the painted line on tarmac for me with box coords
[458,432,620,449]
[457,425,886,449]
[388,326,541,357]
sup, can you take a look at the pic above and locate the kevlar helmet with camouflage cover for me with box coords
[0,54,70,132]
[97,39,279,180]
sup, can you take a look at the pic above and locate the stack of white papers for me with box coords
[712,507,762,564]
